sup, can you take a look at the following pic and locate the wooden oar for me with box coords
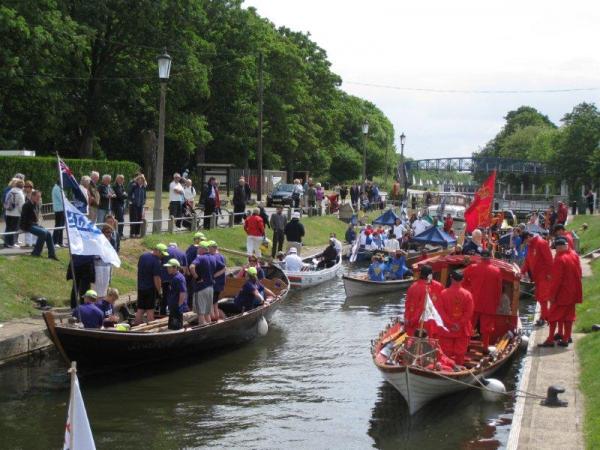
[132,312,197,332]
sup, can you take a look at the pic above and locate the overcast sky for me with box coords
[244,0,600,160]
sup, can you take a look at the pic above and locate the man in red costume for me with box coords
[520,231,554,326]
[403,265,444,337]
[552,224,574,250]
[556,201,568,225]
[539,237,582,347]
[463,250,503,351]
[438,271,474,365]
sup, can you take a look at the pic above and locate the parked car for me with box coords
[267,183,295,207]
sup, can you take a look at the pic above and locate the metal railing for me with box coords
[0,204,333,245]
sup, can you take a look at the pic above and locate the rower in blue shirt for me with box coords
[163,258,188,330]
[368,255,386,281]
[72,290,104,329]
[385,249,413,280]
[95,287,120,327]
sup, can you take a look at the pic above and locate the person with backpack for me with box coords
[4,179,25,248]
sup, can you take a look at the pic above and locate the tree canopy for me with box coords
[476,103,600,191]
[0,0,395,183]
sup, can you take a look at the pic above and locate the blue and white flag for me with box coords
[65,197,121,267]
[59,158,88,214]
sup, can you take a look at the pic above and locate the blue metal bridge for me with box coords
[403,157,557,175]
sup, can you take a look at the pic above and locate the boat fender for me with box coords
[519,335,529,349]
[258,316,268,336]
[481,378,506,401]
[487,346,498,357]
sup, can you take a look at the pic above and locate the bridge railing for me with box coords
[404,157,558,175]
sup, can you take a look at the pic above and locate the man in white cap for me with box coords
[72,290,104,329]
[284,211,305,255]
[284,247,304,272]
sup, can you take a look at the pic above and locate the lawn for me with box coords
[0,214,348,322]
[568,214,600,448]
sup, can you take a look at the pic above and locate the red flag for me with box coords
[464,171,496,233]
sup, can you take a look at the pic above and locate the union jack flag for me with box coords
[59,158,88,214]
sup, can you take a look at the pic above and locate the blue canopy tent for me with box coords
[373,209,400,226]
[410,226,457,248]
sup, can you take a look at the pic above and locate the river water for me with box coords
[0,268,534,450]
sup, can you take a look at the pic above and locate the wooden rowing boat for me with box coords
[43,265,289,370]
[371,254,522,414]
[346,245,448,264]
[282,256,343,289]
[342,274,413,298]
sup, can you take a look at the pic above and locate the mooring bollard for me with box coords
[191,212,197,231]
[229,212,234,227]
[141,219,147,237]
[168,216,175,233]
[211,213,217,229]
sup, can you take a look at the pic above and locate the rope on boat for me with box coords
[416,366,547,400]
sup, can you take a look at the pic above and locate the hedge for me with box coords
[0,156,140,196]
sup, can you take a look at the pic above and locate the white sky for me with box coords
[244,0,600,160]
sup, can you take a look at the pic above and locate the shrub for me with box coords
[0,156,140,195]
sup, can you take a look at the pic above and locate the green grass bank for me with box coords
[567,215,600,448]
[0,215,348,322]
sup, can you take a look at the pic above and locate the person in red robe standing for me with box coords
[556,201,569,225]
[438,271,474,365]
[403,265,444,337]
[552,223,574,250]
[463,250,503,351]
[520,231,554,326]
[539,237,582,347]
[443,214,454,233]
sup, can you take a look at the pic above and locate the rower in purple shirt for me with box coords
[208,240,226,321]
[189,242,215,325]
[72,290,104,329]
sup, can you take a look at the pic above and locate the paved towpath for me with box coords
[507,252,588,449]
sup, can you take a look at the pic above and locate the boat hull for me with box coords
[44,267,289,370]
[49,303,281,368]
[342,275,413,297]
[379,358,505,414]
[285,258,342,290]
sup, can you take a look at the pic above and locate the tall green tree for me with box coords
[552,102,600,188]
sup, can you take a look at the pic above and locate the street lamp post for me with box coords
[153,49,172,233]
[362,120,369,183]
[400,132,406,201]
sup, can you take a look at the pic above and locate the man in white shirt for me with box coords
[284,247,304,272]
[392,218,405,241]
[412,217,430,236]
[169,173,184,228]
[384,234,400,253]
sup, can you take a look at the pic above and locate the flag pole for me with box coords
[57,153,81,317]
[413,285,430,366]
[67,361,77,450]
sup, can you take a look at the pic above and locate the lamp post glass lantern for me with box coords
[157,50,172,80]
[153,49,172,232]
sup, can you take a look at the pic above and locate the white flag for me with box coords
[64,375,96,450]
[420,291,448,331]
[65,197,121,267]
[349,238,360,263]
